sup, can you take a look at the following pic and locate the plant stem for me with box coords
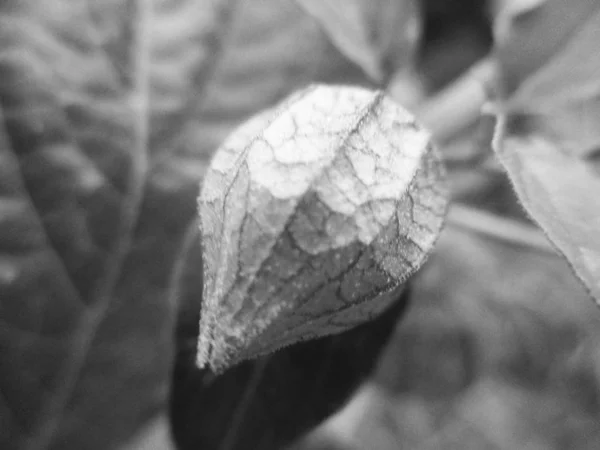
[415,56,498,144]
[447,203,556,255]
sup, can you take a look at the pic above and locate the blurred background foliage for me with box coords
[2,0,598,448]
[293,0,600,448]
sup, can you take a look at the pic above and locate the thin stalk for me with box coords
[415,56,499,144]
[447,203,556,255]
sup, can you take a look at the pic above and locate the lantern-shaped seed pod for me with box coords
[197,84,448,373]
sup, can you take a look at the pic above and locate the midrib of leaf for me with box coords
[26,1,152,448]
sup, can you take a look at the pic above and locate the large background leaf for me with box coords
[0,0,230,448]
[0,0,419,449]
[493,0,600,300]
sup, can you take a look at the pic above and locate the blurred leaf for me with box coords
[493,1,600,301]
[0,0,420,449]
[295,0,420,82]
[497,0,600,157]
[0,0,219,446]
[494,0,598,93]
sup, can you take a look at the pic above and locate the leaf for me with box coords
[0,0,214,446]
[295,0,420,82]
[494,133,600,300]
[493,0,600,301]
[197,85,448,372]
[494,0,599,94]
[0,1,421,450]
